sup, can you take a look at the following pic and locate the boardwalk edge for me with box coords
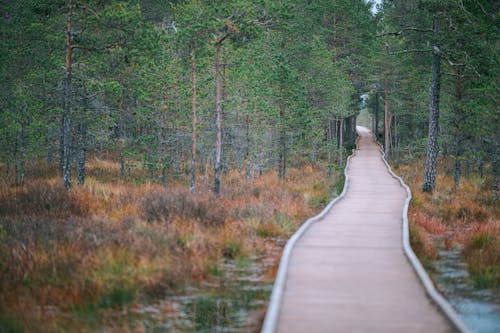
[260,140,357,333]
[375,131,470,333]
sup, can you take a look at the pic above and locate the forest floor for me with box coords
[395,158,499,293]
[0,158,341,332]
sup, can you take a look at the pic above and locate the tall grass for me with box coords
[0,159,338,331]
[396,159,500,290]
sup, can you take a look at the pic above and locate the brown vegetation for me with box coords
[397,159,500,289]
[0,160,338,331]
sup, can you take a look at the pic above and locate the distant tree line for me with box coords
[2,0,497,200]
[0,0,372,193]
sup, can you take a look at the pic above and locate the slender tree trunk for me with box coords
[338,117,344,165]
[453,68,463,188]
[16,127,26,186]
[278,103,286,179]
[118,77,125,177]
[214,42,223,194]
[336,117,340,149]
[160,107,168,187]
[62,78,72,189]
[327,118,333,168]
[332,13,338,63]
[190,48,197,193]
[493,150,499,202]
[245,114,251,179]
[61,0,74,190]
[47,132,53,164]
[422,13,441,193]
[77,123,87,185]
[374,92,379,139]
[393,112,399,167]
[384,80,390,157]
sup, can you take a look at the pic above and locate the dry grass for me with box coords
[396,158,500,290]
[462,219,500,289]
[0,159,338,331]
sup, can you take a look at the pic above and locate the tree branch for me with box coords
[71,40,125,51]
[388,48,433,55]
[379,27,433,37]
[216,32,230,45]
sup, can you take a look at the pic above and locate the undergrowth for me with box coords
[0,160,338,331]
[396,159,500,291]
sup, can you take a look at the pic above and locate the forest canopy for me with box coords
[0,0,498,197]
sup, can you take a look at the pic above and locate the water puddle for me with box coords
[432,246,500,333]
[126,238,284,332]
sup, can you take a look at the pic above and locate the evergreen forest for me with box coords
[0,0,498,332]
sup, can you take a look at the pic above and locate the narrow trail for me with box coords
[270,127,454,333]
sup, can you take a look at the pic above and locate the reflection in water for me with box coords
[129,239,282,332]
[433,246,500,333]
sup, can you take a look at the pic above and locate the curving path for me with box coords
[271,127,454,333]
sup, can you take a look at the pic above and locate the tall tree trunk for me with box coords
[16,127,26,186]
[214,41,223,194]
[159,105,168,187]
[190,47,197,193]
[384,80,390,157]
[245,114,251,179]
[453,67,464,188]
[335,117,340,149]
[493,147,499,202]
[422,13,441,193]
[278,103,286,179]
[373,92,379,138]
[332,13,338,63]
[393,112,399,167]
[61,0,74,190]
[327,118,333,168]
[338,117,344,165]
[77,123,87,185]
[118,76,126,177]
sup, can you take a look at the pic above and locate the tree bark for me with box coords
[190,47,197,193]
[422,13,441,193]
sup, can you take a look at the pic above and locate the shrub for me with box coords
[0,180,90,218]
[256,222,283,238]
[140,189,227,226]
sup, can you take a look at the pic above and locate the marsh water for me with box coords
[124,239,283,332]
[432,246,500,333]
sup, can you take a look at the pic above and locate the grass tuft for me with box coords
[462,220,500,289]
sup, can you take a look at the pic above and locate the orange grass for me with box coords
[0,159,338,331]
[396,158,500,289]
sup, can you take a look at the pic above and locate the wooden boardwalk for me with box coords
[271,127,455,333]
